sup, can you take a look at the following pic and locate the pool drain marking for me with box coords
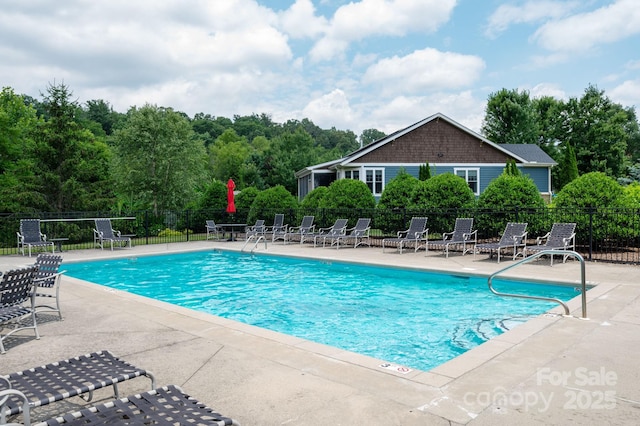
[380,363,412,374]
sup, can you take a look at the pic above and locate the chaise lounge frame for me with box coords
[0,350,155,424]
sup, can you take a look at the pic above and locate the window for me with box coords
[365,168,384,196]
[455,168,479,195]
[344,170,360,180]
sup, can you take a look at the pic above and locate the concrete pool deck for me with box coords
[1,241,639,425]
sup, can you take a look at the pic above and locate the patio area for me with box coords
[1,241,639,425]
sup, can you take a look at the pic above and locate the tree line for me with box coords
[1,82,638,216]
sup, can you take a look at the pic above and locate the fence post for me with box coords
[186,210,190,242]
[145,210,149,245]
[589,207,594,261]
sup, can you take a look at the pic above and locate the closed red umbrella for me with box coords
[226,178,236,214]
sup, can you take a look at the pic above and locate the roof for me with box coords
[499,144,557,165]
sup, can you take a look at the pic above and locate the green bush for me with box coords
[300,186,328,210]
[376,170,420,233]
[319,179,376,227]
[553,172,632,241]
[554,172,625,209]
[476,173,546,237]
[248,185,298,225]
[409,173,475,234]
[235,187,260,212]
[623,182,640,207]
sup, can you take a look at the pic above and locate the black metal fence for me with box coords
[3,207,640,264]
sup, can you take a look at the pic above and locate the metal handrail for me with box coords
[487,250,588,319]
[241,235,267,253]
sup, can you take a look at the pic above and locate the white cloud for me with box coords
[279,0,328,39]
[362,48,485,95]
[310,0,456,62]
[302,89,356,130]
[485,1,578,38]
[532,0,640,53]
[367,91,485,134]
[529,83,568,100]
[609,80,640,110]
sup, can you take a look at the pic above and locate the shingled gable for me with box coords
[338,113,529,166]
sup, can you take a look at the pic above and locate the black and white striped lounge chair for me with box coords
[382,217,428,253]
[17,220,54,257]
[474,222,528,263]
[32,253,65,320]
[0,267,39,354]
[312,218,348,247]
[427,218,477,258]
[284,215,315,245]
[0,350,155,424]
[20,385,240,426]
[93,219,132,250]
[324,218,371,249]
[269,214,288,243]
[525,222,577,266]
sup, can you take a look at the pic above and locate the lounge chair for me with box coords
[0,266,39,354]
[313,218,348,247]
[0,350,156,423]
[206,220,222,240]
[323,218,372,249]
[474,222,528,263]
[284,215,315,245]
[525,222,577,266]
[382,217,428,253]
[427,218,477,258]
[245,220,266,240]
[11,385,239,426]
[31,253,65,320]
[269,214,288,243]
[93,219,132,250]
[17,219,54,257]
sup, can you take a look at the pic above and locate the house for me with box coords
[295,113,557,201]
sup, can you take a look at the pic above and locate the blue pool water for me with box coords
[63,250,580,371]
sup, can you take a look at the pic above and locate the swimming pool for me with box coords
[63,250,580,372]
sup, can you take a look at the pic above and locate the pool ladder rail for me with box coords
[241,234,268,253]
[487,250,588,319]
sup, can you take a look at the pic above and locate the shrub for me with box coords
[553,172,632,242]
[409,173,475,233]
[376,171,420,233]
[319,179,376,227]
[235,186,260,212]
[476,173,546,237]
[248,185,298,225]
[300,186,328,210]
[554,172,625,209]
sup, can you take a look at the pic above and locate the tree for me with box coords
[482,88,539,145]
[359,128,386,147]
[0,87,46,212]
[112,104,207,214]
[418,162,431,180]
[34,82,114,211]
[555,142,579,190]
[208,129,251,186]
[562,85,629,178]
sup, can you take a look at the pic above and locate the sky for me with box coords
[1,0,639,135]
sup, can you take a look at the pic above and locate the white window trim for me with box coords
[364,167,385,196]
[454,167,480,196]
